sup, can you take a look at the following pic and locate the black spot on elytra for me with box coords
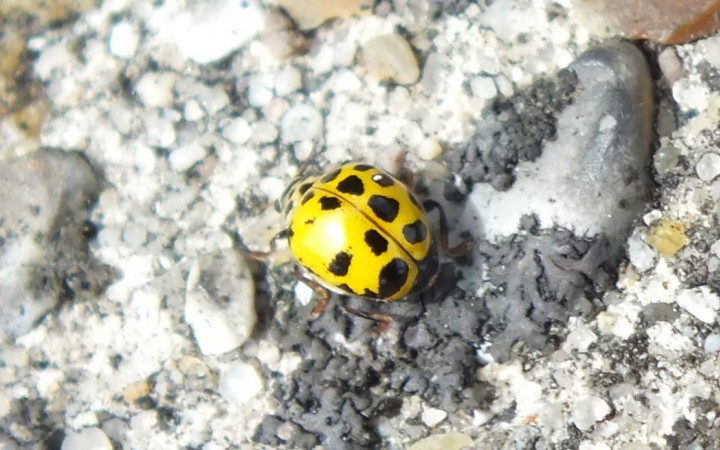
[321,168,342,183]
[371,173,394,187]
[337,175,365,196]
[378,258,409,298]
[402,220,427,244]
[298,182,313,195]
[364,288,378,298]
[354,164,374,171]
[301,192,315,205]
[368,195,399,222]
[364,229,388,255]
[329,252,352,276]
[319,196,341,210]
[338,283,355,295]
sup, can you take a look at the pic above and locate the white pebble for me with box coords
[109,21,139,59]
[170,0,265,64]
[406,432,473,450]
[169,142,207,172]
[420,407,447,427]
[677,286,720,324]
[571,396,611,431]
[222,118,252,144]
[696,153,720,182]
[362,33,420,85]
[274,66,302,97]
[281,104,323,143]
[185,254,256,355]
[417,138,443,160]
[135,72,175,108]
[294,281,314,306]
[218,362,263,404]
[627,231,657,273]
[470,76,497,101]
[61,428,112,450]
[248,74,274,107]
[704,334,720,353]
[183,100,205,121]
[250,120,279,144]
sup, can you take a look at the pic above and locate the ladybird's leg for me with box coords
[292,266,332,318]
[342,306,394,334]
[423,199,475,256]
[247,228,291,259]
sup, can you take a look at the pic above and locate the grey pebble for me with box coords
[0,150,106,340]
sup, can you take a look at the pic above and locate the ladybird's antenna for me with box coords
[297,135,326,177]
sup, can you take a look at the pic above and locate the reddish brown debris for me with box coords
[578,0,720,44]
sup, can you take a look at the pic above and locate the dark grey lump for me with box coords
[255,40,656,449]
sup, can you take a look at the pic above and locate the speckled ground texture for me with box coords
[3,0,720,449]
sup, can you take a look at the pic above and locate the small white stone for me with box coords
[274,66,302,97]
[185,254,256,355]
[184,100,205,121]
[565,322,597,352]
[222,118,252,145]
[420,407,447,427]
[248,74,274,107]
[170,0,265,64]
[169,143,207,172]
[696,153,720,182]
[406,432,473,450]
[362,33,420,85]
[571,396,611,431]
[250,121,279,144]
[470,76,497,101]
[642,210,662,226]
[61,428,113,450]
[627,231,657,273]
[704,334,720,353]
[416,138,443,160]
[135,72,175,108]
[218,362,263,404]
[294,281,314,306]
[677,286,720,324]
[109,21,139,59]
[281,104,323,143]
[259,177,286,201]
[711,240,720,258]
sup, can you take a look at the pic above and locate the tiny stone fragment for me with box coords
[627,231,658,272]
[676,286,720,324]
[645,221,689,257]
[406,432,473,450]
[704,334,720,353]
[218,362,264,404]
[696,152,720,181]
[361,33,420,85]
[281,104,324,143]
[61,428,113,450]
[169,0,265,64]
[571,396,611,431]
[184,253,256,355]
[275,0,373,30]
[420,407,447,427]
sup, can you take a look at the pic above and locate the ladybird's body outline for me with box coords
[280,163,440,303]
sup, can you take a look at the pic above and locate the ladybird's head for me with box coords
[277,174,315,226]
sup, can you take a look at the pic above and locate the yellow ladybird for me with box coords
[279,163,440,302]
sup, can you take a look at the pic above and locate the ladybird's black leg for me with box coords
[247,228,291,259]
[342,306,394,334]
[423,199,475,256]
[292,266,332,318]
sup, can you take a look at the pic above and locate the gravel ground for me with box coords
[2,1,720,449]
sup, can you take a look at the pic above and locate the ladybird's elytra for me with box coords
[280,163,439,302]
